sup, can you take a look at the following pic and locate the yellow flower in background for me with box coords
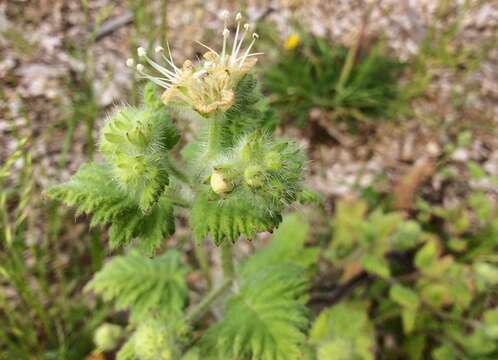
[284,34,300,50]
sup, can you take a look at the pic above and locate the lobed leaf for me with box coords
[47,163,175,253]
[86,251,189,322]
[202,264,310,360]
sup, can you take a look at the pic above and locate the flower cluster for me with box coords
[128,10,261,115]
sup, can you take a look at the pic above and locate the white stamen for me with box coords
[136,64,144,72]
[137,47,146,57]
[126,58,134,67]
[239,34,258,67]
[220,10,229,20]
[155,46,164,53]
[164,42,181,73]
[232,23,250,65]
[230,14,242,64]
[196,40,219,56]
[221,27,230,63]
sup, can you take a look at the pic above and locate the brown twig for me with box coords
[94,10,133,42]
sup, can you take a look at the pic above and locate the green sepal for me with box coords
[99,102,179,211]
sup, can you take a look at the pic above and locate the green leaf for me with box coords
[403,334,427,360]
[86,251,189,322]
[47,163,175,253]
[116,338,136,360]
[361,254,390,278]
[419,283,452,308]
[241,213,319,275]
[202,264,310,360]
[181,348,201,360]
[467,161,487,179]
[457,130,472,147]
[432,344,458,360]
[310,302,375,360]
[473,262,498,291]
[190,191,282,245]
[391,220,422,251]
[414,240,438,270]
[389,284,420,309]
[328,199,368,260]
[483,309,498,339]
[468,192,493,222]
[401,308,417,334]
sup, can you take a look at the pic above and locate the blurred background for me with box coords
[1,0,497,359]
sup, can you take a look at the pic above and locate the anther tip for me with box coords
[136,64,144,72]
[137,47,146,57]
[220,10,229,20]
[236,12,242,20]
[155,46,164,53]
[252,33,259,39]
[126,58,134,67]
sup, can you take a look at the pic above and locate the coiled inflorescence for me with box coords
[127,11,261,115]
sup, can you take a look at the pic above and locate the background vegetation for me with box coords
[1,0,497,359]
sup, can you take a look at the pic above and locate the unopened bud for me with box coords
[244,165,264,187]
[210,170,232,194]
[264,151,282,170]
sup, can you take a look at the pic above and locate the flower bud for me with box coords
[244,165,264,188]
[134,322,172,360]
[93,323,123,352]
[264,151,282,170]
[210,170,232,194]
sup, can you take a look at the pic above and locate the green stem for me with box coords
[336,33,360,92]
[206,112,224,160]
[184,278,231,323]
[168,195,190,208]
[221,242,235,281]
[336,2,374,92]
[184,242,235,324]
[194,242,212,289]
[164,156,191,186]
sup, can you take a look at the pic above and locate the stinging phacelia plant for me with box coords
[48,10,311,360]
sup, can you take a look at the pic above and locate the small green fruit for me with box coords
[134,322,172,360]
[93,323,123,352]
[264,151,282,170]
[244,165,264,188]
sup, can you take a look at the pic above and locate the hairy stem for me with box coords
[184,241,235,324]
[221,242,235,281]
[194,242,213,289]
[184,278,232,323]
[164,156,191,186]
[206,112,224,160]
